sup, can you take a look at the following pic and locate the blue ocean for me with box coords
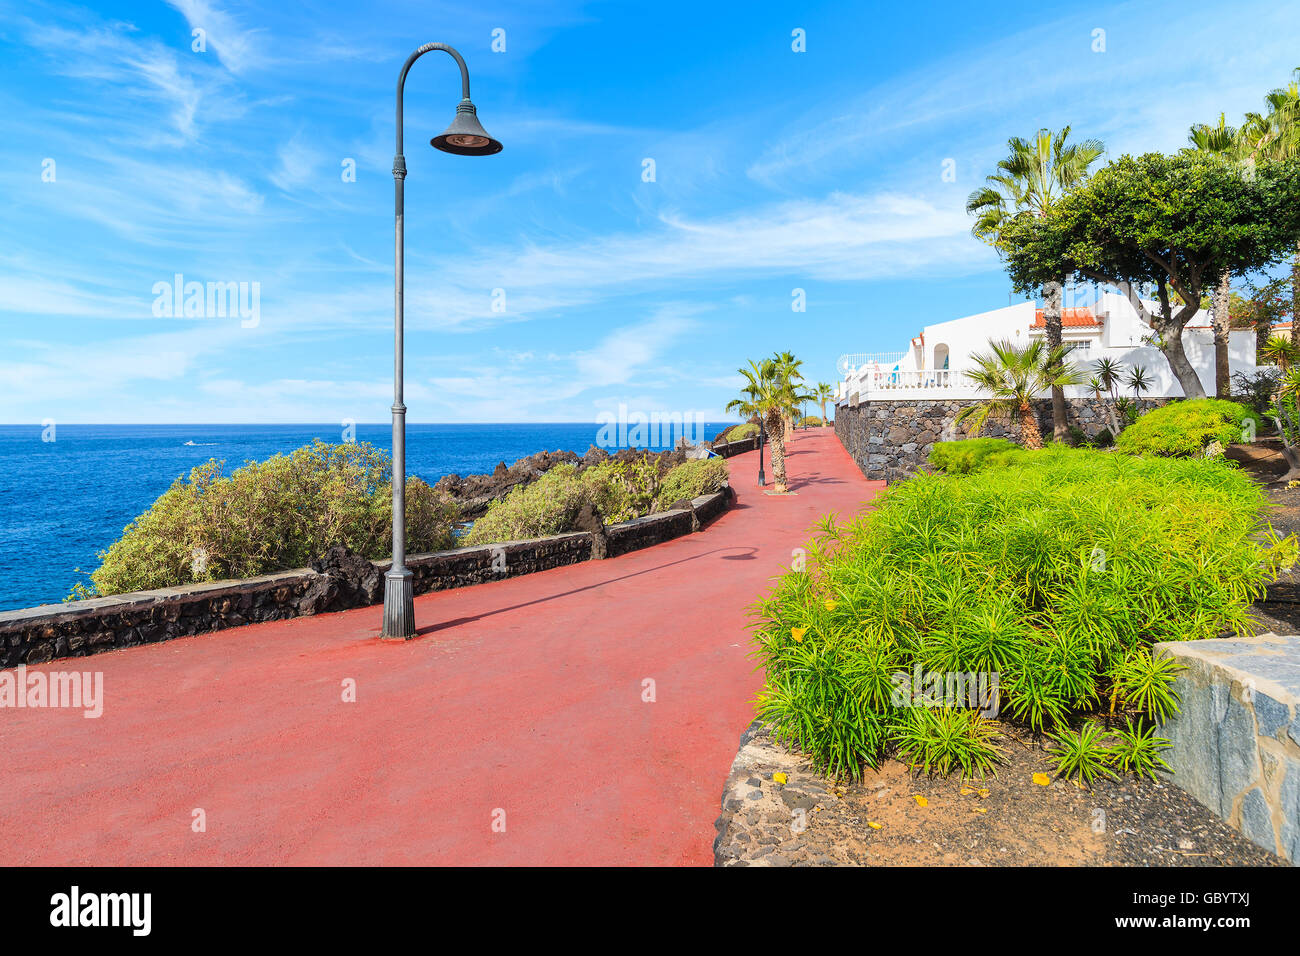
[0,422,732,612]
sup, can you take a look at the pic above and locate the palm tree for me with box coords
[771,351,805,440]
[955,340,1081,449]
[1261,333,1298,370]
[726,359,804,493]
[1093,357,1125,434]
[1240,68,1300,333]
[967,127,1105,442]
[1126,366,1151,399]
[814,382,835,426]
[1185,114,1242,396]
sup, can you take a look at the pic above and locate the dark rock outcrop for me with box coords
[299,545,383,615]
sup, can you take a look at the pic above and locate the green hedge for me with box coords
[76,441,457,598]
[751,445,1292,779]
[1115,398,1257,457]
[725,423,760,441]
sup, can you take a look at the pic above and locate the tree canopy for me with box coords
[1002,151,1300,396]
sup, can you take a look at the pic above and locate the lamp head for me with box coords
[431,99,503,155]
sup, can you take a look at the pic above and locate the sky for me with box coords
[1,0,1298,424]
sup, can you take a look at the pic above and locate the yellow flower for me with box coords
[867,821,883,830]
[959,786,974,796]
[824,599,838,611]
[977,788,990,799]
[791,627,807,643]
[773,772,788,785]
[912,795,928,807]
[972,807,988,814]
[1032,772,1051,786]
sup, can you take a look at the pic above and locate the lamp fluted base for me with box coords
[381,567,416,640]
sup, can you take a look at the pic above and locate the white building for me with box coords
[837,292,1257,402]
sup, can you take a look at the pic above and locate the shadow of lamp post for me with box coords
[383,43,503,641]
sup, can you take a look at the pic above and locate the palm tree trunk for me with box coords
[1019,401,1043,449]
[1293,242,1299,332]
[766,411,789,493]
[1043,280,1068,442]
[1211,271,1232,397]
[1257,321,1270,364]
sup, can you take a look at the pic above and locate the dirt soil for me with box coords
[715,723,1284,866]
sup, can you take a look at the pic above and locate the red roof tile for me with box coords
[1032,307,1102,329]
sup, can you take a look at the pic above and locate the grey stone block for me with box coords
[1239,787,1276,853]
[1219,695,1260,814]
[1156,634,1300,863]
[1255,691,1290,739]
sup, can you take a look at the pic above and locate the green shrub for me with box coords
[1115,398,1258,457]
[725,423,759,441]
[928,438,1021,474]
[751,445,1293,779]
[800,414,825,427]
[581,458,665,524]
[79,441,456,598]
[463,464,591,545]
[466,455,729,544]
[658,458,729,505]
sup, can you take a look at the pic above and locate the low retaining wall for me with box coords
[711,435,758,458]
[0,487,733,669]
[834,397,1170,481]
[1156,633,1300,864]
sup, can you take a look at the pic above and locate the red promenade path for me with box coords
[0,430,881,866]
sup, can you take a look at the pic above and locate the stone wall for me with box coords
[1156,634,1300,864]
[834,397,1171,481]
[711,435,758,458]
[0,488,733,670]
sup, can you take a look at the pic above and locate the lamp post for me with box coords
[383,43,502,641]
[757,420,767,487]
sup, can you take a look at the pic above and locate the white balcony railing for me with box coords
[844,367,968,395]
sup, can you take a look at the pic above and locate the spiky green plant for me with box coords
[750,443,1292,778]
[1047,722,1117,785]
[892,707,1003,780]
[1106,721,1172,781]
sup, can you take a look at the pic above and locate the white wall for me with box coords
[840,295,1256,401]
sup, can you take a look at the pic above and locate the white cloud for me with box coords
[165,0,264,75]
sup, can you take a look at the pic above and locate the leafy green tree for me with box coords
[1003,152,1300,398]
[955,340,1081,449]
[967,127,1104,441]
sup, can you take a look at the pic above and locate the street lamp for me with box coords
[757,420,767,487]
[383,43,502,641]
